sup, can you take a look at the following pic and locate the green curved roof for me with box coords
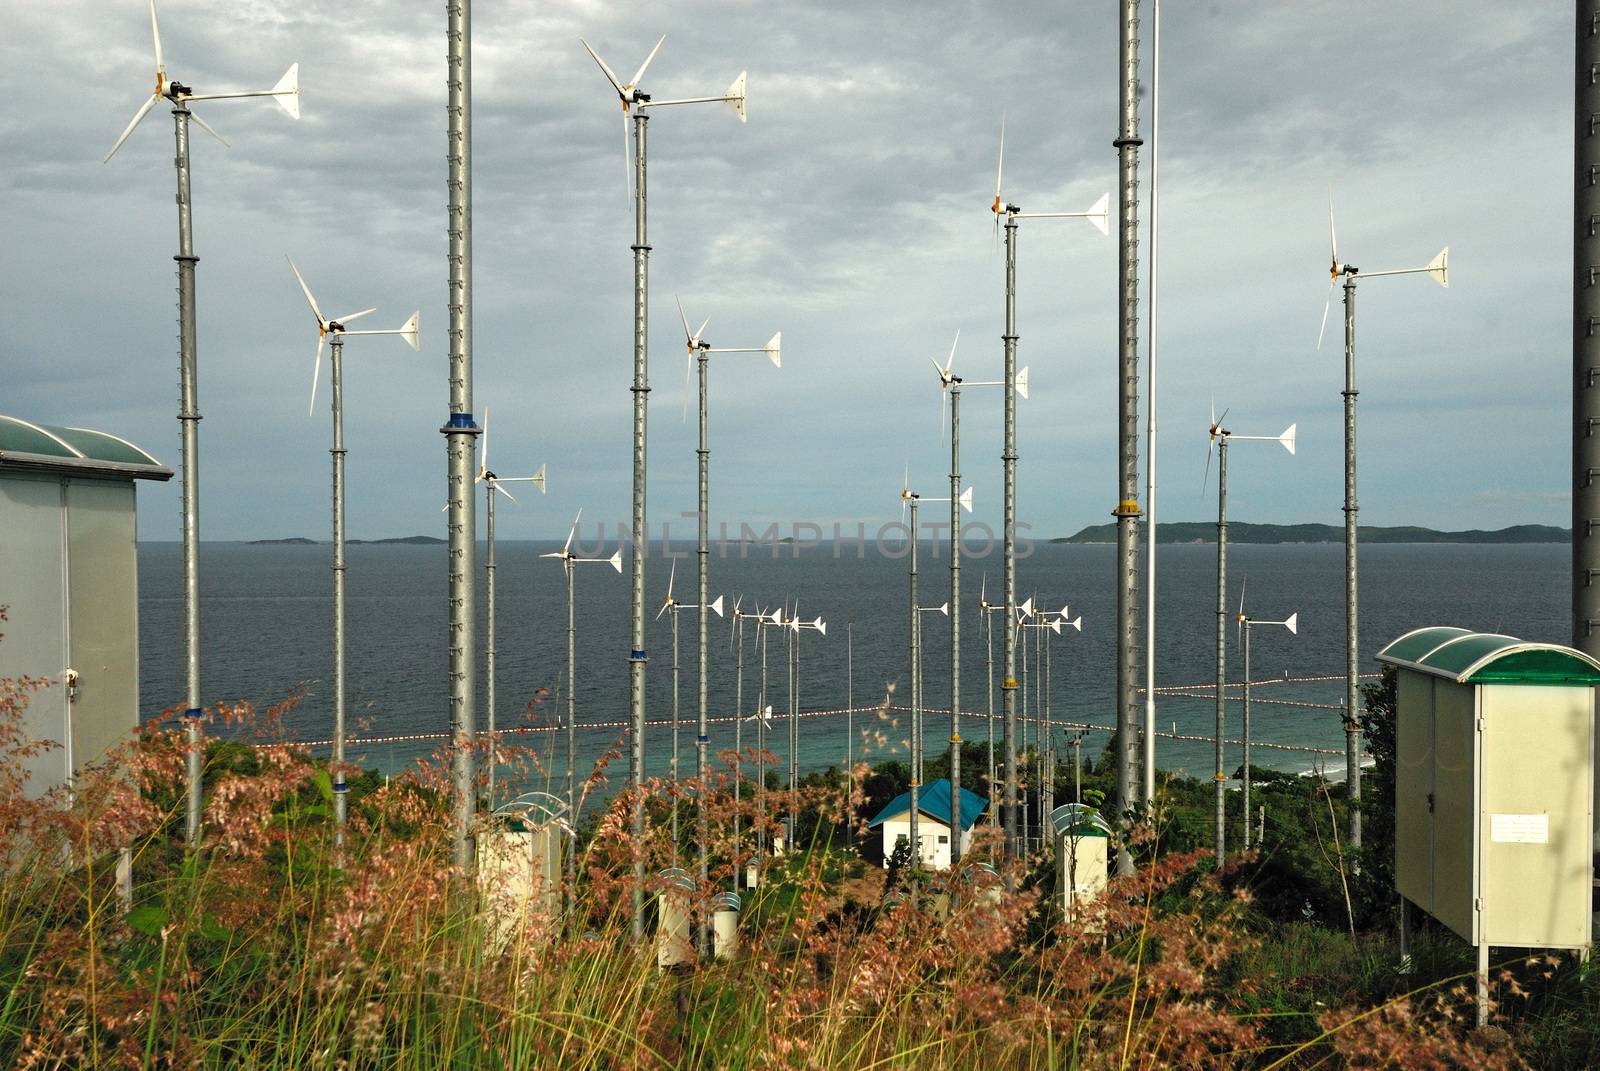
[1376,627,1600,686]
[0,415,171,481]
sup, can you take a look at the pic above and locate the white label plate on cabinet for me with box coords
[1490,813,1548,844]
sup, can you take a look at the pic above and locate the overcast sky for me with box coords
[0,1,1572,541]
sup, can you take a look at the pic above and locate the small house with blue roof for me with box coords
[868,778,988,870]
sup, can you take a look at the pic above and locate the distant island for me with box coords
[1054,522,1568,545]
[246,536,447,546]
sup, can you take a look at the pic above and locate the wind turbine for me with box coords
[475,406,547,807]
[542,510,624,884]
[1204,403,1295,864]
[1235,583,1298,850]
[286,256,418,850]
[728,596,759,891]
[978,575,1005,827]
[656,560,724,856]
[106,0,299,848]
[578,33,747,939]
[930,329,1014,859]
[1318,187,1448,859]
[990,114,1109,854]
[676,298,778,917]
[786,606,827,852]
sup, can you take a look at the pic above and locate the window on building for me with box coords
[938,835,949,844]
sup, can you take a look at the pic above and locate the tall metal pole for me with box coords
[443,0,478,874]
[757,619,769,860]
[844,621,857,797]
[1001,216,1020,857]
[733,614,744,893]
[1575,0,1600,667]
[1113,0,1145,874]
[671,605,680,850]
[696,350,710,939]
[948,387,963,858]
[565,562,577,884]
[329,336,348,849]
[1142,0,1162,809]
[627,110,651,939]
[909,497,921,862]
[1242,621,1253,851]
[485,475,497,806]
[1213,438,1229,866]
[787,621,798,845]
[1341,278,1361,857]
[986,605,996,826]
[171,102,204,848]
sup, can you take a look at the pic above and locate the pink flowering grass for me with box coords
[0,670,1535,1069]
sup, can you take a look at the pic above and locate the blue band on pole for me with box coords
[447,412,477,429]
[697,735,708,743]
[184,707,203,717]
[629,649,648,661]
[334,781,349,793]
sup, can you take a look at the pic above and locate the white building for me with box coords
[0,415,171,797]
[868,778,987,871]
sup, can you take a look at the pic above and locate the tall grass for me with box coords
[0,678,1528,1069]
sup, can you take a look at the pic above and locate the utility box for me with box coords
[478,792,567,951]
[0,415,171,797]
[1377,627,1600,953]
[1051,803,1110,925]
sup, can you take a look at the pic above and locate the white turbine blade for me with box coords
[564,508,582,553]
[1014,366,1029,400]
[945,328,960,375]
[398,311,421,350]
[1317,278,1335,351]
[105,94,160,163]
[1238,576,1247,622]
[188,109,230,148]
[979,572,987,607]
[285,255,326,327]
[655,599,671,621]
[1327,184,1338,269]
[150,0,164,83]
[1426,247,1449,288]
[725,71,747,122]
[666,559,676,604]
[608,548,623,573]
[540,550,567,559]
[271,63,300,119]
[1284,611,1299,635]
[1085,192,1111,236]
[675,295,693,344]
[494,481,517,503]
[697,317,711,342]
[579,39,627,97]
[958,486,974,513]
[629,34,667,89]
[764,332,781,368]
[307,333,325,417]
[709,595,725,618]
[993,111,1006,213]
[333,308,378,326]
[1279,423,1297,455]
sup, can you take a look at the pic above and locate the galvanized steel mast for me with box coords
[443,0,479,874]
[171,100,204,847]
[330,336,348,849]
[948,385,963,857]
[1113,0,1145,873]
[1001,214,1020,856]
[1341,276,1360,858]
[1577,0,1600,665]
[1213,436,1228,866]
[909,496,921,860]
[627,109,650,939]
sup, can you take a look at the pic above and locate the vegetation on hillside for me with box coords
[0,662,1591,1068]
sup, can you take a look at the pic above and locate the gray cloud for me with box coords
[0,0,1572,543]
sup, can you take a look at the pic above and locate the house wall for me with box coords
[879,815,969,870]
